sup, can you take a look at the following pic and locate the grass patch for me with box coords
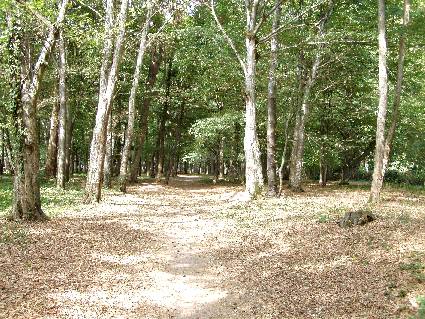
[0,174,86,218]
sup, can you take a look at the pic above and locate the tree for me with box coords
[84,0,129,203]
[119,4,152,192]
[8,0,69,220]
[266,0,281,196]
[288,0,333,192]
[210,0,269,198]
[369,0,389,203]
[57,21,68,189]
[370,0,411,203]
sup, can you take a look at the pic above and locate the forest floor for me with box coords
[1,175,425,319]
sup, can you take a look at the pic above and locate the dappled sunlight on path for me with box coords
[1,176,425,318]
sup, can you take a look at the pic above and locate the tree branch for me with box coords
[209,0,246,75]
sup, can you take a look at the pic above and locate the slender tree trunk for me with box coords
[129,50,161,182]
[155,59,172,181]
[119,11,151,192]
[219,136,225,180]
[103,113,114,188]
[319,145,327,187]
[0,129,4,175]
[84,0,128,203]
[266,0,281,196]
[278,114,292,195]
[45,100,59,178]
[56,26,67,188]
[370,0,389,203]
[289,3,333,191]
[64,114,72,182]
[381,0,410,184]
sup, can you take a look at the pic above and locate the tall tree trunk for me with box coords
[278,113,292,195]
[84,0,128,203]
[44,100,59,178]
[155,59,172,181]
[103,113,114,188]
[119,10,151,192]
[56,26,67,188]
[129,50,161,182]
[0,129,4,175]
[372,0,410,199]
[9,0,69,221]
[289,2,333,191]
[219,136,225,180]
[244,26,264,198]
[266,0,281,196]
[64,113,72,182]
[370,0,389,203]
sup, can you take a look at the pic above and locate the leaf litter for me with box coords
[0,177,424,318]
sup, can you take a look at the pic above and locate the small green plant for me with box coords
[410,296,425,319]
[400,262,425,271]
[317,214,331,223]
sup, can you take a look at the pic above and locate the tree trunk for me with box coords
[119,9,151,192]
[84,0,128,203]
[219,136,225,180]
[0,129,4,175]
[266,0,281,196]
[9,0,69,221]
[278,113,292,195]
[373,0,410,199]
[289,3,333,192]
[370,0,389,203]
[103,113,114,188]
[44,100,59,178]
[56,26,67,188]
[244,33,264,198]
[155,59,173,181]
[319,146,327,187]
[129,50,161,182]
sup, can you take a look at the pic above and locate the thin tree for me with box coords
[370,0,410,203]
[266,0,282,196]
[369,0,389,203]
[57,23,67,189]
[84,0,129,203]
[119,4,152,192]
[288,1,333,191]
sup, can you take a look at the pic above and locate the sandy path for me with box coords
[0,176,242,319]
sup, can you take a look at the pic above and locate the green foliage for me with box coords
[0,175,85,218]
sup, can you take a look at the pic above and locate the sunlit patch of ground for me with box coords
[0,177,424,318]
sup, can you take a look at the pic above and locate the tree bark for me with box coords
[266,0,281,196]
[56,26,67,188]
[10,0,69,220]
[103,112,114,188]
[119,9,151,192]
[369,0,389,203]
[45,100,59,178]
[129,49,161,182]
[289,2,333,192]
[243,4,264,198]
[155,59,173,181]
[84,0,128,203]
[383,0,410,170]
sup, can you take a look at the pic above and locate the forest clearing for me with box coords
[1,175,425,318]
[1,0,425,318]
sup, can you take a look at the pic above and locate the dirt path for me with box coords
[1,176,425,318]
